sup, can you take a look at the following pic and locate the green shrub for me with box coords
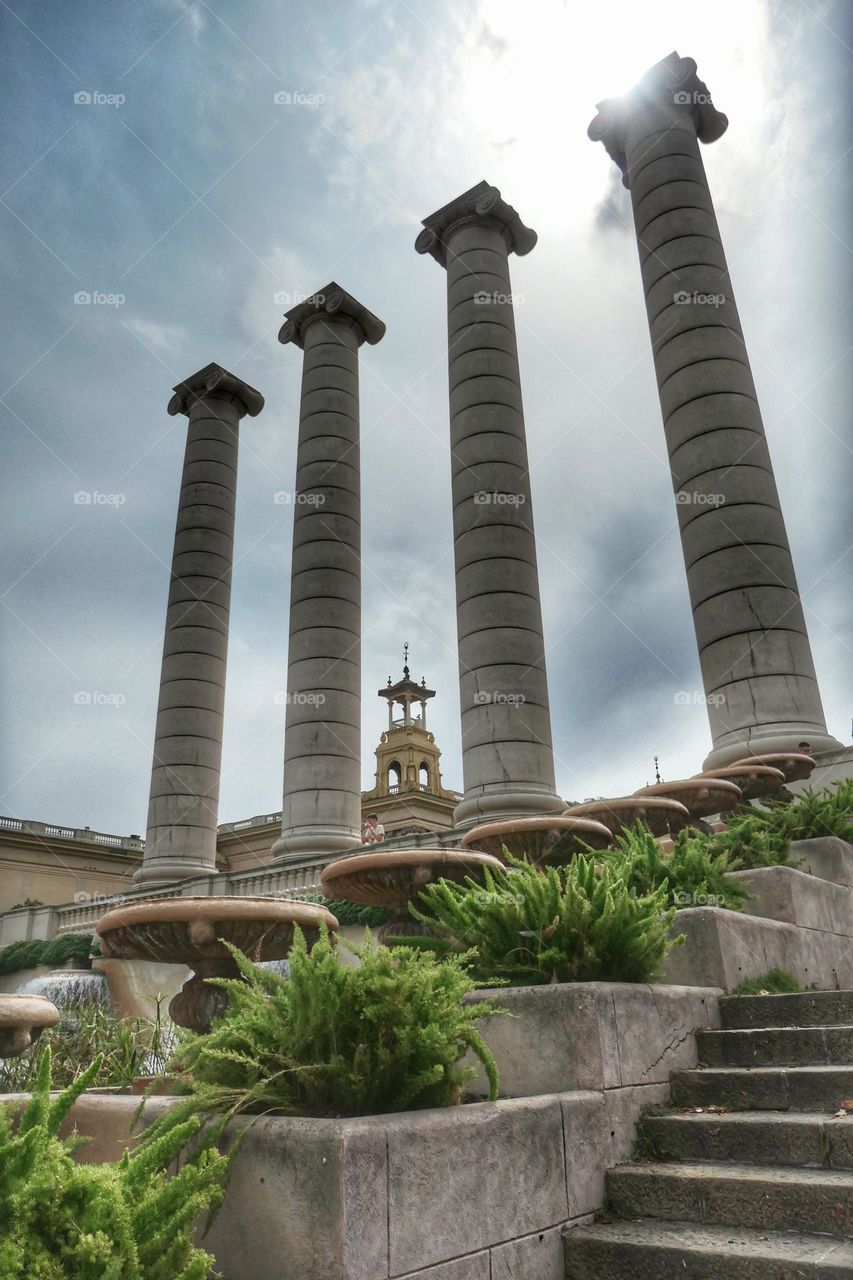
[730,968,804,996]
[600,823,749,912]
[409,854,681,986]
[713,782,853,869]
[39,933,94,968]
[0,1001,174,1094]
[0,1047,227,1279]
[0,933,94,977]
[304,894,393,928]
[149,928,498,1129]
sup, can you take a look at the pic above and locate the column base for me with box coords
[133,860,217,887]
[703,729,846,771]
[452,787,565,830]
[270,828,361,863]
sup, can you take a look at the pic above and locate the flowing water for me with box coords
[19,967,113,1012]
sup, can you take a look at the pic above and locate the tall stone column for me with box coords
[588,53,843,767]
[271,284,385,861]
[137,363,264,885]
[416,182,563,825]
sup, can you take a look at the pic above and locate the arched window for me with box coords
[387,761,401,793]
[418,762,430,791]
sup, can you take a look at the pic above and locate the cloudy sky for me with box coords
[1,0,851,837]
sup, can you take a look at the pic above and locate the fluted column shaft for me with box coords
[138,364,264,884]
[272,285,385,860]
[417,183,562,824]
[589,54,842,767]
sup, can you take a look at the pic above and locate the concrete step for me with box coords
[720,990,853,1030]
[606,1160,853,1237]
[791,838,853,890]
[670,1065,853,1110]
[563,1218,853,1279]
[728,865,853,936]
[698,1025,853,1067]
[641,1110,853,1169]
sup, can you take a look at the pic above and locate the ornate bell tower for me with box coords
[361,646,459,837]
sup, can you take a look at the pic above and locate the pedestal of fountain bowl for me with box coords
[0,993,60,1057]
[633,778,742,821]
[459,815,612,866]
[321,848,504,941]
[564,797,690,837]
[96,897,338,1033]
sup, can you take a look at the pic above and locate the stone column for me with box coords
[416,182,563,825]
[588,53,843,767]
[137,363,264,885]
[271,284,385,860]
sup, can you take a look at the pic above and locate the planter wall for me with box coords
[5,977,722,1279]
[465,981,719,1098]
[35,1087,664,1280]
[664,840,853,989]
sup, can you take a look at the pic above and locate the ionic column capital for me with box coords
[278,282,386,349]
[588,52,728,185]
[415,180,537,267]
[168,362,265,419]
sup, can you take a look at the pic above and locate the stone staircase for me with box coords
[564,989,853,1277]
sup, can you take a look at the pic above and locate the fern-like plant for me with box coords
[303,893,393,927]
[600,823,749,911]
[713,782,853,869]
[0,1047,227,1279]
[146,928,498,1135]
[408,854,681,986]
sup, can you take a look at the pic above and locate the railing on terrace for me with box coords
[49,860,329,935]
[0,811,290,851]
[0,815,144,852]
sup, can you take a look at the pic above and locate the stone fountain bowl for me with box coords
[0,993,60,1057]
[693,764,786,801]
[564,797,691,838]
[460,816,613,865]
[633,778,742,819]
[96,897,338,1034]
[321,848,504,944]
[321,848,504,908]
[730,752,816,785]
